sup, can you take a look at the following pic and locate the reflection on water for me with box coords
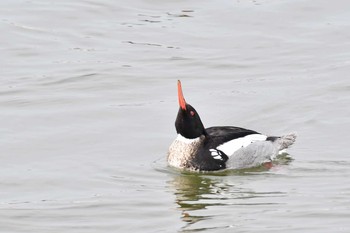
[172,175,218,228]
[168,169,287,232]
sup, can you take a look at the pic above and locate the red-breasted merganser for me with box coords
[167,80,296,171]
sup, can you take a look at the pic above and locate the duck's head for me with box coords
[175,80,206,139]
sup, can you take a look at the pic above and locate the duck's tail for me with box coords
[278,132,297,150]
[226,132,297,170]
[267,132,297,152]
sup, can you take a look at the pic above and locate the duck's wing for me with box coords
[204,126,267,157]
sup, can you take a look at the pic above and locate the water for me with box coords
[1,0,350,232]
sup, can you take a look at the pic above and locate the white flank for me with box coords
[216,134,267,157]
[176,134,202,144]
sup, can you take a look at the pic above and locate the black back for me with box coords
[205,126,259,148]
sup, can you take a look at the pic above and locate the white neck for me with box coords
[176,134,201,144]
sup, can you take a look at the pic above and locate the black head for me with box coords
[175,80,206,139]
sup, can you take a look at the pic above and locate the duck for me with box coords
[167,80,296,171]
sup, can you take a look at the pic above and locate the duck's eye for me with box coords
[190,111,195,116]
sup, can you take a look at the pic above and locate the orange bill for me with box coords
[177,80,186,110]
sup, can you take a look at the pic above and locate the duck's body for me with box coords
[167,81,296,171]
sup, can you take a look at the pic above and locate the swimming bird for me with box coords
[167,80,296,171]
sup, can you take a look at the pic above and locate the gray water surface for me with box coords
[1,0,350,232]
